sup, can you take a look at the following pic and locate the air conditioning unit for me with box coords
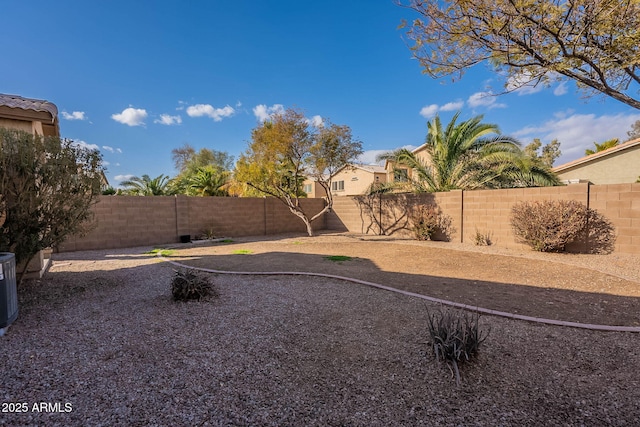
[0,253,18,333]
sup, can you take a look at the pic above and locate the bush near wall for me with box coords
[510,200,616,253]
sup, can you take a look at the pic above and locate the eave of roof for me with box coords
[0,93,58,123]
[553,138,640,172]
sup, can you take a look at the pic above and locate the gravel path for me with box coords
[1,240,640,426]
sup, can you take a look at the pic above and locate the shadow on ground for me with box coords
[166,241,640,327]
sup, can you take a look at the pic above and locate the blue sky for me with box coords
[3,1,639,187]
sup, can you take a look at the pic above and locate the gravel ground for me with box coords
[1,238,640,426]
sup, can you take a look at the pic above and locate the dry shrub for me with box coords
[427,307,488,386]
[171,269,217,301]
[472,228,493,246]
[511,199,616,253]
[410,204,453,241]
[511,200,587,252]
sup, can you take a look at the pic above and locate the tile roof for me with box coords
[0,93,58,122]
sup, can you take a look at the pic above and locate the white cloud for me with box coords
[419,101,464,119]
[513,112,640,164]
[186,104,235,121]
[253,104,285,122]
[467,92,506,109]
[114,174,135,182]
[554,81,568,96]
[61,111,86,121]
[419,104,439,119]
[102,160,110,166]
[356,150,390,165]
[506,72,545,95]
[440,101,464,111]
[71,139,99,151]
[154,114,182,125]
[102,145,123,154]
[357,145,419,165]
[111,107,148,126]
[308,115,324,127]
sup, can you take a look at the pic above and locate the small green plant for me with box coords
[171,269,216,301]
[427,307,488,386]
[472,229,493,246]
[325,255,352,262]
[145,248,175,257]
[232,249,252,254]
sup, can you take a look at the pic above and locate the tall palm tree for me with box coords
[185,166,229,196]
[120,174,171,196]
[379,112,559,191]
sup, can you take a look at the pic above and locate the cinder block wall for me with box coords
[327,183,640,255]
[589,183,640,254]
[462,184,590,251]
[59,196,326,252]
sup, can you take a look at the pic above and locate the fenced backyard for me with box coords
[59,183,640,255]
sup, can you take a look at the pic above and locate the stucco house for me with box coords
[0,93,60,137]
[302,164,388,198]
[553,138,640,184]
[0,94,63,278]
[327,164,387,196]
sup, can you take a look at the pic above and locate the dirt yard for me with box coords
[2,232,639,426]
[168,233,640,327]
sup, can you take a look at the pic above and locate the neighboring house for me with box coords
[302,164,388,198]
[383,143,432,186]
[302,178,328,199]
[0,94,62,278]
[553,138,640,184]
[327,164,387,196]
[0,93,60,137]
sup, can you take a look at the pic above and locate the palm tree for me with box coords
[185,166,229,196]
[379,112,559,191]
[585,138,619,155]
[120,174,171,196]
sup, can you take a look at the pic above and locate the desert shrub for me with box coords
[171,269,216,301]
[472,228,493,246]
[410,204,453,241]
[199,226,217,240]
[427,307,488,386]
[510,200,589,252]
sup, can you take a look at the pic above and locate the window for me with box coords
[394,169,409,182]
[331,180,345,191]
[303,184,313,194]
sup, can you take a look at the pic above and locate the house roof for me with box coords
[553,138,640,173]
[332,163,387,176]
[0,93,58,121]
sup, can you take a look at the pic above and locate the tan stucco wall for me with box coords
[0,117,32,133]
[331,168,387,196]
[556,146,640,184]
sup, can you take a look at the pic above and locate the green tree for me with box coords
[379,113,559,192]
[184,166,230,196]
[120,174,171,196]
[585,138,619,155]
[0,129,103,280]
[524,139,562,167]
[171,144,234,174]
[235,108,362,236]
[399,0,640,109]
[170,144,233,195]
